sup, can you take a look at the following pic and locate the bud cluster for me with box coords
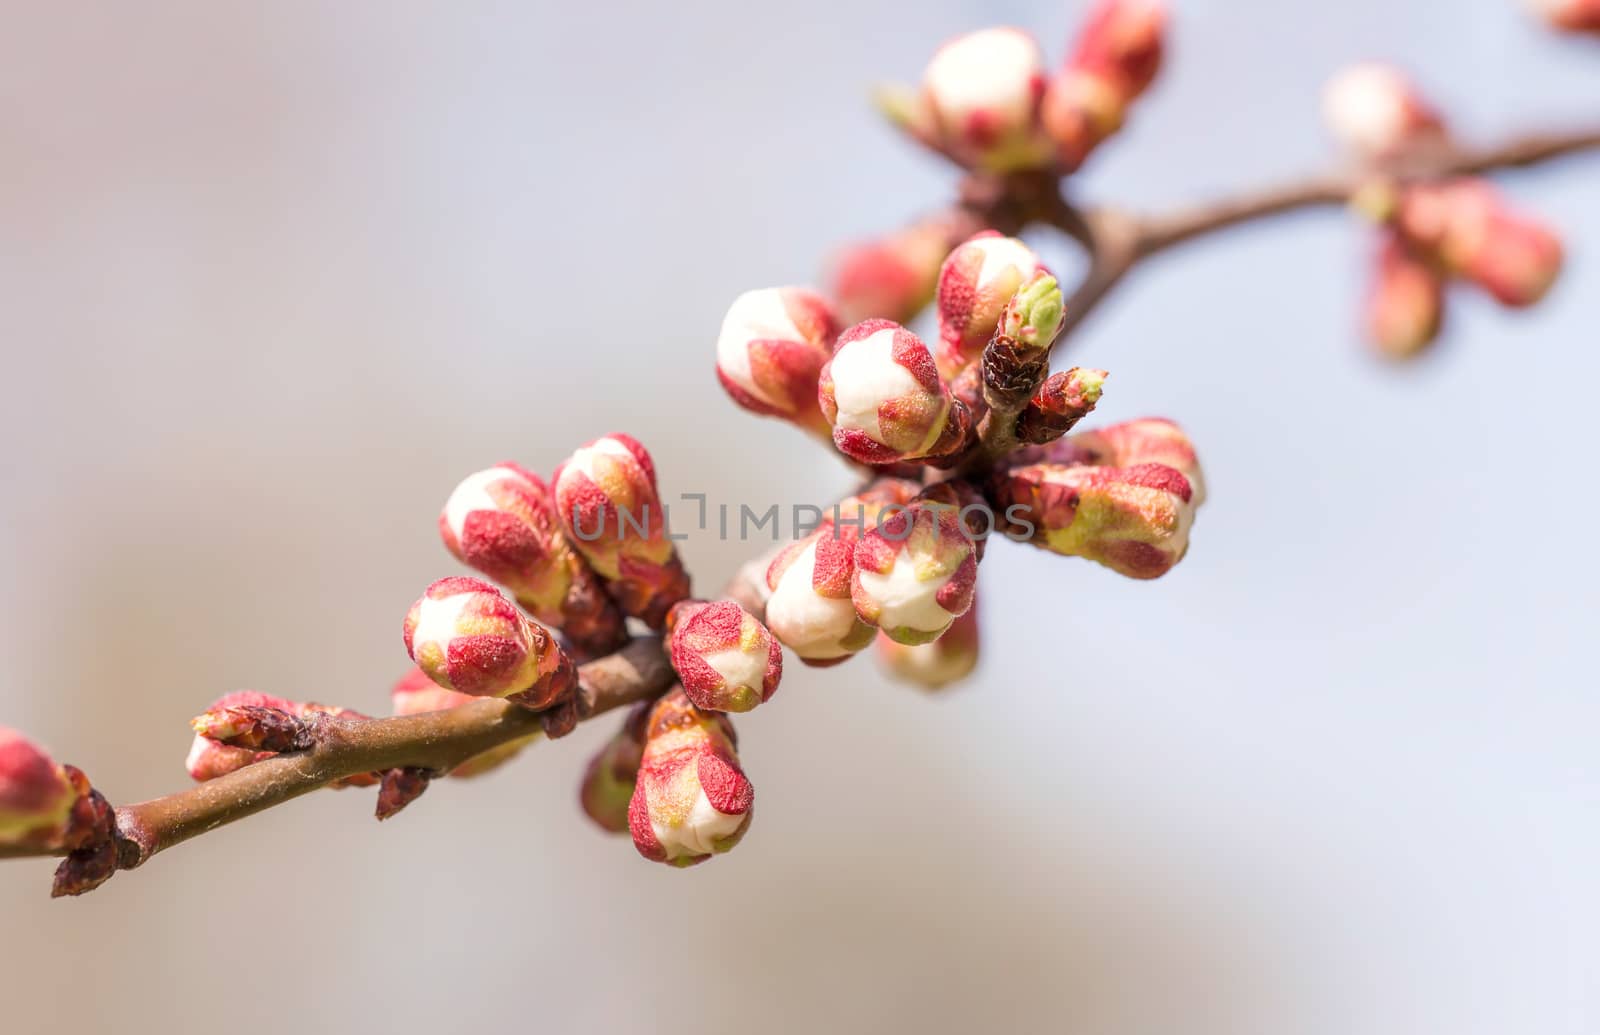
[878,3,1167,174]
[1321,65,1564,359]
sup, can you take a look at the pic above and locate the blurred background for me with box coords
[2,1,1597,1032]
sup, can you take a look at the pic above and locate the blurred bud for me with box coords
[403,576,577,709]
[0,727,77,847]
[830,216,964,326]
[439,463,625,659]
[853,501,978,644]
[1040,0,1167,171]
[819,319,971,463]
[715,287,840,437]
[667,600,783,713]
[891,27,1052,172]
[993,460,1197,579]
[1069,0,1167,99]
[876,598,981,690]
[50,766,119,895]
[552,434,691,629]
[579,701,650,834]
[1394,180,1564,307]
[1365,235,1445,360]
[1321,63,1448,162]
[1528,0,1600,33]
[1017,367,1108,444]
[936,231,1046,375]
[390,667,539,778]
[1018,417,1207,506]
[628,689,754,866]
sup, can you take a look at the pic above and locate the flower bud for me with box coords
[667,600,783,713]
[1393,180,1564,307]
[439,463,625,658]
[830,214,969,326]
[184,690,295,781]
[1016,367,1108,444]
[390,667,539,778]
[579,702,650,834]
[0,727,77,847]
[1528,0,1600,34]
[1321,63,1447,162]
[935,231,1046,375]
[1039,69,1127,173]
[1365,235,1445,360]
[186,691,381,786]
[891,27,1051,172]
[1069,0,1167,100]
[852,501,978,645]
[628,689,754,866]
[552,434,691,629]
[993,460,1197,579]
[876,599,981,690]
[1017,417,1206,506]
[403,576,577,709]
[819,319,971,464]
[715,287,840,437]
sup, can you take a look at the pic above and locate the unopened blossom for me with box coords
[1018,417,1207,506]
[853,501,978,645]
[403,576,577,709]
[186,691,380,786]
[1016,367,1108,444]
[819,319,971,464]
[876,600,981,690]
[667,600,783,713]
[1527,0,1600,34]
[715,287,840,437]
[390,667,539,778]
[1365,235,1445,360]
[1321,63,1447,162]
[1392,180,1564,307]
[935,231,1046,375]
[0,727,77,848]
[879,27,1052,172]
[1040,0,1168,171]
[765,479,919,666]
[439,462,625,658]
[830,215,966,326]
[993,459,1198,579]
[579,702,650,834]
[552,434,691,629]
[628,689,754,867]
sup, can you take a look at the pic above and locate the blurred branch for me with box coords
[1036,125,1600,345]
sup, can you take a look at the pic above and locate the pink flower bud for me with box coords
[1528,0,1600,34]
[818,319,971,463]
[579,702,650,834]
[993,460,1197,579]
[628,689,754,866]
[403,576,577,709]
[1365,235,1445,360]
[715,287,840,437]
[1016,367,1108,444]
[830,215,967,326]
[0,727,77,848]
[552,434,691,629]
[852,501,978,645]
[764,480,920,666]
[935,231,1046,375]
[1321,63,1447,162]
[903,27,1052,172]
[185,691,381,786]
[439,462,625,659]
[875,598,981,690]
[390,668,539,778]
[667,600,783,713]
[1038,68,1127,173]
[1069,0,1167,100]
[1394,180,1564,307]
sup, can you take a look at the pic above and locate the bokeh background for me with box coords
[3,1,1597,1032]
